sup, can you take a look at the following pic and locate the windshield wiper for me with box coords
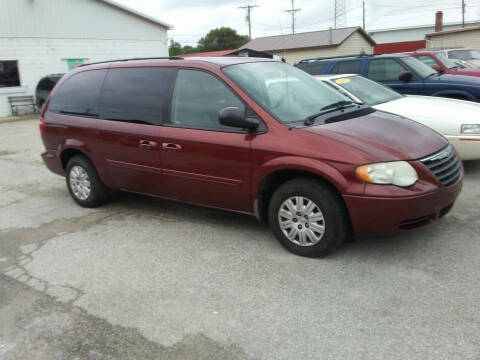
[303,101,356,126]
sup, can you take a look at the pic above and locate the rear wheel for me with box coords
[268,178,348,257]
[66,155,109,207]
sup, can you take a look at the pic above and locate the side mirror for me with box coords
[398,71,413,82]
[219,107,259,130]
[433,65,445,74]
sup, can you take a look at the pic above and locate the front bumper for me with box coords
[344,178,463,236]
[41,149,65,176]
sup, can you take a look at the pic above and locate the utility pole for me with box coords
[239,5,258,39]
[362,0,365,30]
[462,0,465,27]
[285,0,301,34]
[334,0,346,29]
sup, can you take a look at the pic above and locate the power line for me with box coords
[284,0,301,34]
[239,4,259,39]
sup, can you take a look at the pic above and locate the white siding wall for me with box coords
[427,30,480,49]
[272,32,373,64]
[0,0,169,117]
[0,0,169,40]
[370,23,480,44]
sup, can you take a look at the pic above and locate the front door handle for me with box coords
[139,140,157,150]
[162,143,182,151]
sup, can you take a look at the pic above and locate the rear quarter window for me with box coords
[48,69,106,117]
[296,61,328,75]
[330,60,362,75]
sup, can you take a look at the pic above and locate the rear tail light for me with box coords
[39,117,46,135]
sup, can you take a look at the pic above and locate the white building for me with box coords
[0,0,171,117]
[369,21,480,44]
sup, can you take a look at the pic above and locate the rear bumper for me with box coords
[41,149,65,176]
[344,179,463,236]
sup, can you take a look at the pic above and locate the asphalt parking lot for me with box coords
[0,117,479,360]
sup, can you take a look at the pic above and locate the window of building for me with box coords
[367,59,407,82]
[0,60,21,88]
[417,56,439,68]
[330,60,362,75]
[48,69,107,116]
[99,67,176,126]
[170,69,245,131]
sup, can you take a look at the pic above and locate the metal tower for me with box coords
[334,0,346,29]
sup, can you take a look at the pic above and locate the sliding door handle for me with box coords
[162,143,182,151]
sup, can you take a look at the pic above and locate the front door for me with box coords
[96,66,176,195]
[160,69,253,212]
[367,58,424,95]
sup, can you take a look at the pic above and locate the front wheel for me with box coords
[268,178,348,257]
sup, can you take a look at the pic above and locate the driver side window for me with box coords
[170,69,245,131]
[367,59,407,82]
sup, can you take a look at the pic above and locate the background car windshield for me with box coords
[223,62,351,124]
[402,56,437,78]
[331,76,402,105]
[436,52,460,69]
[450,49,480,60]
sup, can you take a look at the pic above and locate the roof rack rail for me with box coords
[79,56,184,67]
[296,53,373,64]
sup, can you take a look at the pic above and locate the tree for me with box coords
[197,27,249,52]
[168,40,183,56]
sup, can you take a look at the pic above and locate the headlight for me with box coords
[461,124,480,134]
[356,161,418,187]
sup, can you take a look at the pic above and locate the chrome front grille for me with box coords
[420,145,462,186]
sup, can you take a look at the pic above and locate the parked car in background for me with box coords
[406,51,480,77]
[443,48,480,67]
[35,74,63,109]
[295,54,480,101]
[39,57,463,257]
[316,74,480,160]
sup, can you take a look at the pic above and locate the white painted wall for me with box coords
[369,22,480,44]
[0,0,169,117]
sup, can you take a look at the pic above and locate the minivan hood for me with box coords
[303,110,448,162]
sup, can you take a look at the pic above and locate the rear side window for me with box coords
[48,70,106,116]
[99,67,176,125]
[417,56,439,67]
[330,60,362,75]
[169,69,245,131]
[367,59,407,82]
[296,61,328,75]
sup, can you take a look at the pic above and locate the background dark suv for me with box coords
[35,73,64,109]
[295,54,480,101]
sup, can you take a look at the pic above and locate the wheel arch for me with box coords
[431,89,475,101]
[254,159,352,234]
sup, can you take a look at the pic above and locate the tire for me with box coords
[66,155,109,208]
[268,178,348,257]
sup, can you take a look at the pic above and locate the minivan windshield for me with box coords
[223,62,352,124]
[325,75,402,105]
[402,56,437,78]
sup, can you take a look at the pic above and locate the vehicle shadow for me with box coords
[462,159,480,175]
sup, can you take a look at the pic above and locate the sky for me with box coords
[116,0,480,47]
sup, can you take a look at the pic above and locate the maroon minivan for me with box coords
[40,57,463,257]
